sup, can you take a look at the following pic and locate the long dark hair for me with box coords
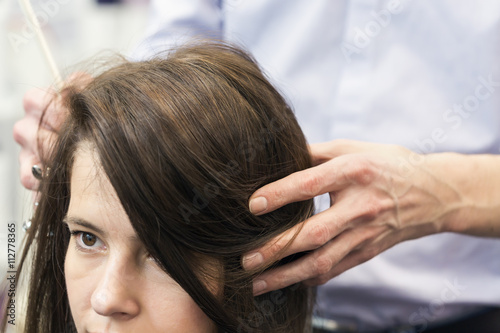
[5,41,315,333]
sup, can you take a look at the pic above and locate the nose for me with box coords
[90,260,141,319]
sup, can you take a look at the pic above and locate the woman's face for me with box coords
[64,148,214,333]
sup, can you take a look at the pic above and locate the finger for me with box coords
[14,111,42,191]
[18,130,55,190]
[42,97,66,132]
[252,252,320,296]
[14,119,57,190]
[309,139,379,165]
[36,127,59,161]
[13,117,56,160]
[303,227,412,286]
[22,73,89,134]
[248,156,355,215]
[43,72,91,131]
[23,87,54,118]
[252,225,375,295]
[23,87,63,134]
[302,252,366,287]
[19,150,40,190]
[303,246,379,287]
[243,198,361,270]
[13,116,39,150]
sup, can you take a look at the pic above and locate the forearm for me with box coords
[427,152,500,237]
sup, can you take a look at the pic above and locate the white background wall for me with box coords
[0,0,149,281]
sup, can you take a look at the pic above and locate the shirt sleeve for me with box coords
[130,0,224,60]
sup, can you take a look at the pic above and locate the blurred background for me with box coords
[0,0,149,274]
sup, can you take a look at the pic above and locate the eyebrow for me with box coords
[63,216,107,238]
[62,215,140,242]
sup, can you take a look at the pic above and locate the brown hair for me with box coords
[5,41,315,333]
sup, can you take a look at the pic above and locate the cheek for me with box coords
[142,274,215,333]
[64,246,95,329]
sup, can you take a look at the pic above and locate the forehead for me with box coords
[68,145,133,236]
[70,145,113,202]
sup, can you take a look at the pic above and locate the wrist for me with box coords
[426,152,500,237]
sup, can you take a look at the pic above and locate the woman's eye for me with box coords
[81,232,97,246]
[70,231,106,253]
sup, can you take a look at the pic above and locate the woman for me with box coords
[3,42,315,332]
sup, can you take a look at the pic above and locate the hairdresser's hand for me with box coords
[13,87,64,190]
[13,73,91,190]
[243,139,465,295]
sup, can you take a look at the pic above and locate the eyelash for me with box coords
[67,229,155,262]
[69,230,106,254]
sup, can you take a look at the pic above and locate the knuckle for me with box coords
[361,198,383,219]
[364,246,380,261]
[22,91,35,113]
[12,121,25,145]
[360,196,393,220]
[266,240,285,259]
[23,88,45,114]
[353,158,378,185]
[298,172,323,198]
[273,271,293,289]
[20,172,37,190]
[311,255,333,276]
[307,222,331,248]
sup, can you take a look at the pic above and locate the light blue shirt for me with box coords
[133,0,500,330]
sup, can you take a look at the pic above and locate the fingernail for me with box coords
[249,197,267,215]
[242,252,264,270]
[253,280,267,296]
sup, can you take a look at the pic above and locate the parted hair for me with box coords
[6,41,315,333]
